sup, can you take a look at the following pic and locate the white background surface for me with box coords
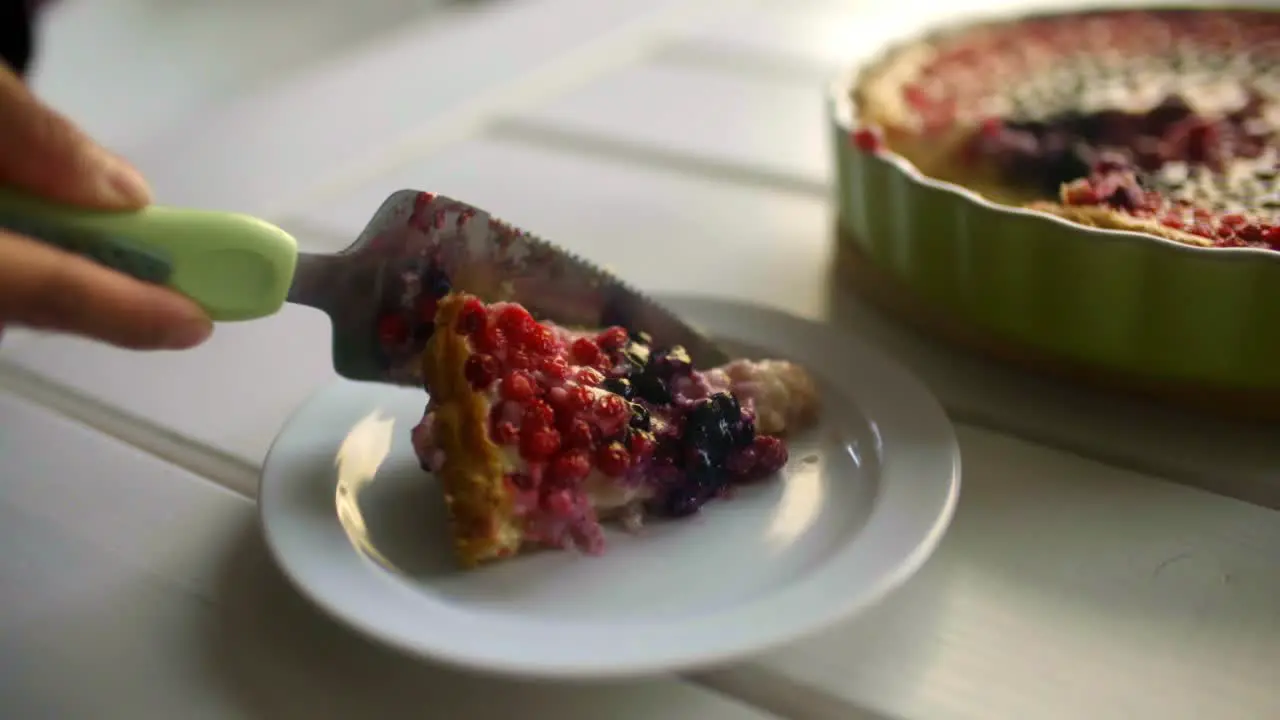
[4,0,1280,717]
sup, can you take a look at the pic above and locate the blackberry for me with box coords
[648,346,693,379]
[629,403,651,431]
[601,377,634,400]
[631,372,672,405]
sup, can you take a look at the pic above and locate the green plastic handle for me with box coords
[0,188,300,322]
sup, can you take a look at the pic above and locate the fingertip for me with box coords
[97,151,152,208]
[161,315,213,350]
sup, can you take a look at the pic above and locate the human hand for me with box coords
[0,64,212,349]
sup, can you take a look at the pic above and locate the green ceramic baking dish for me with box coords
[828,4,1280,406]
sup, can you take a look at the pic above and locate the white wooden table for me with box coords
[4,0,1279,718]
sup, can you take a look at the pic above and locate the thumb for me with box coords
[0,64,151,210]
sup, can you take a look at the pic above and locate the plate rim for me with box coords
[258,295,961,679]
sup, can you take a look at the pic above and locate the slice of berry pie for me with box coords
[410,293,819,567]
[852,9,1280,249]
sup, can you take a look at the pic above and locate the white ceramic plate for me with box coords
[259,296,960,679]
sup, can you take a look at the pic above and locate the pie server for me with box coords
[0,188,730,386]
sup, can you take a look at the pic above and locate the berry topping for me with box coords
[548,450,593,485]
[520,425,561,461]
[628,431,656,460]
[594,394,630,424]
[596,326,629,351]
[500,370,538,402]
[454,298,487,336]
[507,349,534,371]
[522,399,556,429]
[473,326,506,355]
[600,377,633,399]
[597,441,631,477]
[495,304,537,342]
[851,126,884,153]
[540,355,571,380]
[562,418,598,450]
[629,403,651,431]
[463,353,500,390]
[648,346,693,379]
[558,385,594,412]
[573,367,605,386]
[524,324,558,355]
[571,338,604,367]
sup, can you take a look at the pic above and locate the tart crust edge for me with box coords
[421,294,523,568]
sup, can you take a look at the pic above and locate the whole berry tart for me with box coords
[411,292,819,567]
[831,6,1280,410]
[853,8,1280,248]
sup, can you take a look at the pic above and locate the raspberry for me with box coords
[492,420,519,446]
[463,353,499,390]
[597,441,630,477]
[596,326,628,351]
[454,298,487,336]
[851,127,883,153]
[540,355,571,380]
[594,394,629,423]
[573,368,604,386]
[571,338,603,367]
[562,418,597,450]
[524,325,558,356]
[520,424,561,461]
[548,450,592,484]
[377,313,409,347]
[500,370,537,402]
[473,326,506,355]
[495,304,536,342]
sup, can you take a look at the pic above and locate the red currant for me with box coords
[594,394,628,423]
[523,324,557,356]
[520,425,561,461]
[851,127,883,153]
[507,349,534,371]
[572,367,604,386]
[540,355,571,380]
[562,418,597,450]
[454,298,487,336]
[571,338,603,367]
[473,326,506,355]
[522,400,556,429]
[548,450,592,484]
[463,353,499,390]
[628,431,655,461]
[565,385,595,411]
[495,304,536,342]
[596,441,630,477]
[595,326,628,351]
[500,370,537,402]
